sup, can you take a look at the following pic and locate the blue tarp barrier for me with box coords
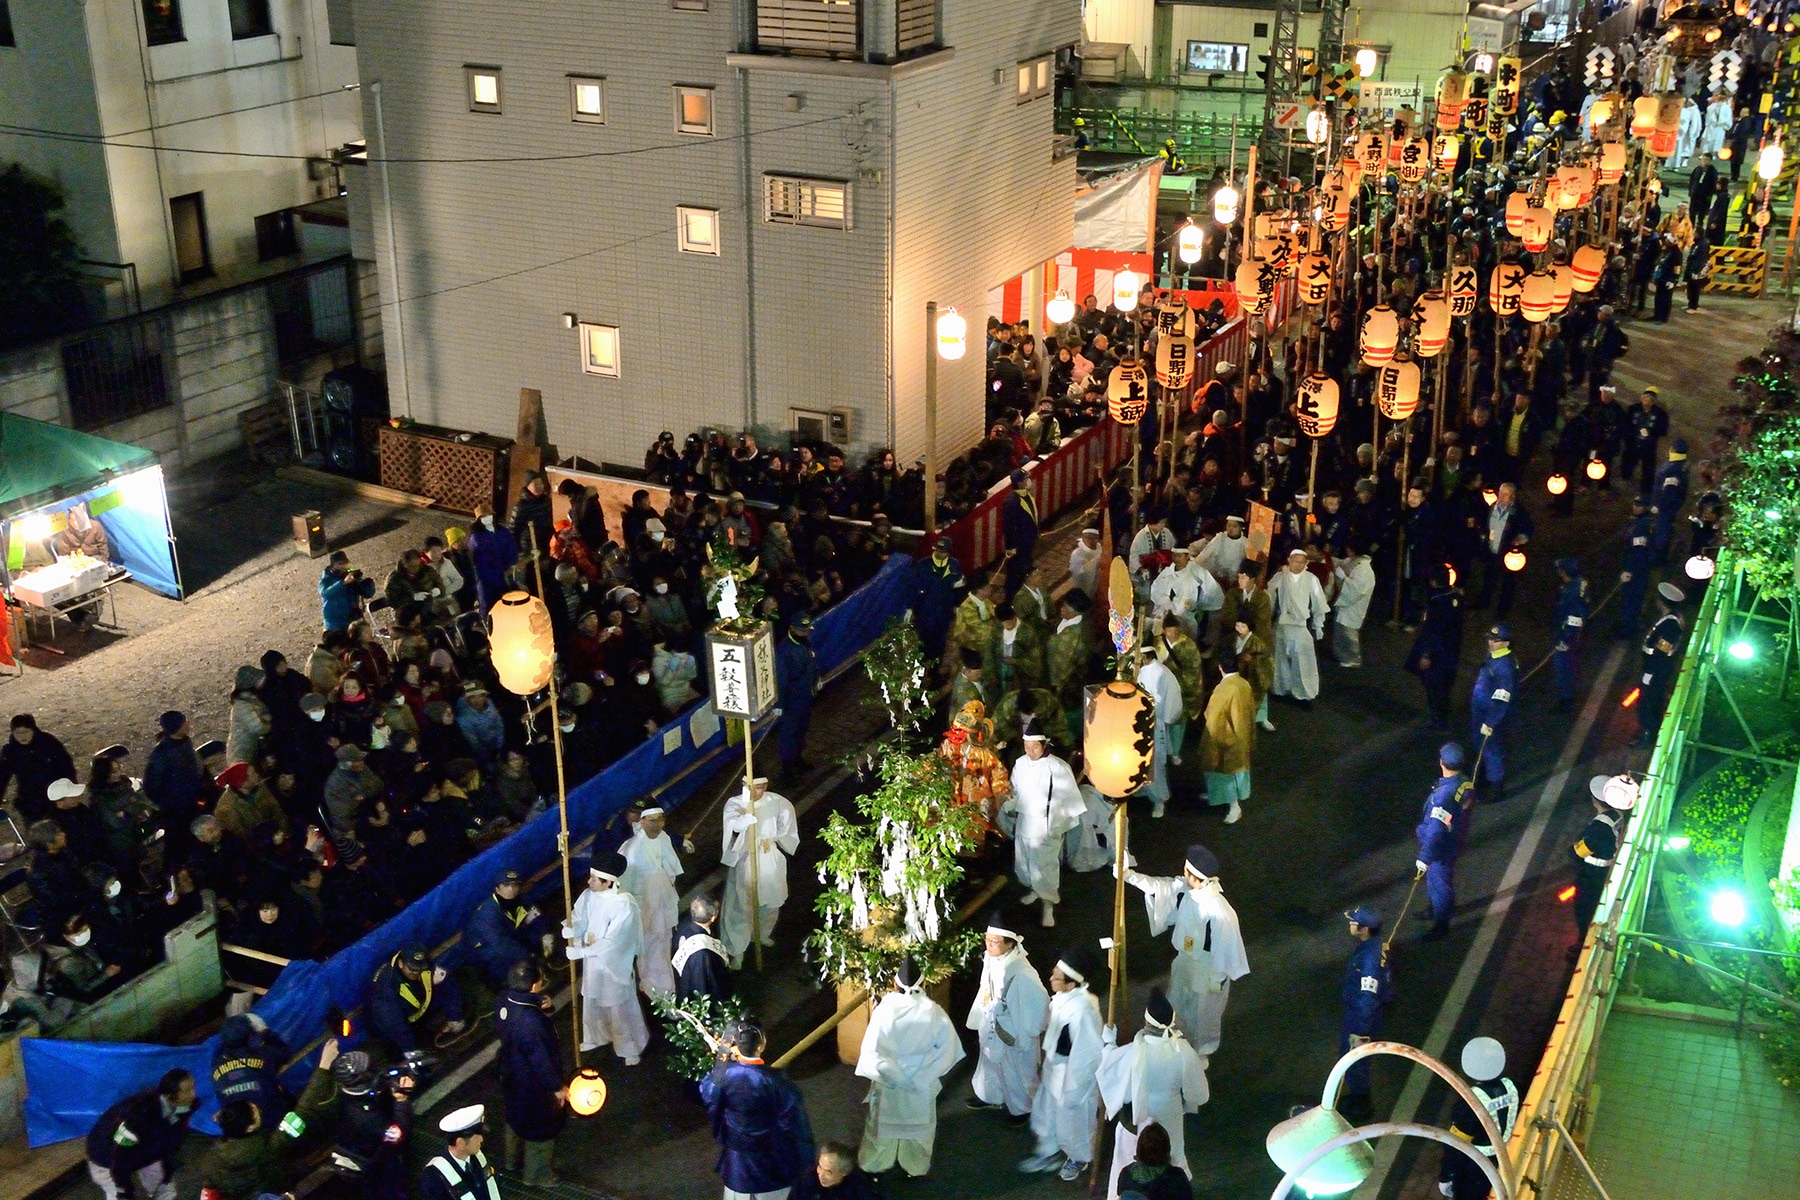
[21,553,915,1145]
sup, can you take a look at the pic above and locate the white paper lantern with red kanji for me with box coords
[1488,261,1525,315]
[1360,305,1400,366]
[1449,263,1479,317]
[1436,68,1469,130]
[1519,270,1557,323]
[1412,290,1451,357]
[1107,359,1150,423]
[1298,252,1332,305]
[1520,205,1553,252]
[1504,192,1533,235]
[1599,141,1627,182]
[1296,372,1341,438]
[1547,261,1573,313]
[1375,356,1421,420]
[1570,243,1607,292]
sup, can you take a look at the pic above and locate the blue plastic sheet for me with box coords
[21,554,913,1145]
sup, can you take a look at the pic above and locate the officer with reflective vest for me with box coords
[1636,582,1686,746]
[1469,625,1518,801]
[367,944,466,1054]
[1612,495,1654,638]
[1415,743,1474,943]
[1649,439,1690,564]
[1551,557,1590,709]
[1438,1036,1519,1199]
[1571,773,1638,944]
[329,1049,415,1200]
[464,868,555,988]
[419,1105,502,1200]
[1338,905,1392,1123]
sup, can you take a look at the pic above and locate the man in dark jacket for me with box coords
[495,960,567,1186]
[674,894,733,1005]
[775,615,818,779]
[144,711,206,865]
[367,945,466,1054]
[0,714,75,821]
[86,1069,196,1200]
[508,474,555,556]
[1689,152,1720,216]
[329,1049,414,1199]
[199,1039,340,1200]
[465,868,554,987]
[908,536,967,666]
[1406,566,1464,731]
[1001,470,1040,600]
[701,1017,815,1199]
[210,1013,294,1124]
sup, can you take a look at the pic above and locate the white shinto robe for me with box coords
[856,986,965,1163]
[1701,98,1732,154]
[1069,541,1101,600]
[1030,984,1104,1161]
[619,828,683,994]
[1136,660,1184,809]
[1097,1025,1210,1197]
[720,788,799,959]
[565,885,648,1057]
[1124,872,1249,1054]
[966,947,1049,1114]
[1064,782,1115,873]
[1268,566,1327,700]
[1005,753,1088,905]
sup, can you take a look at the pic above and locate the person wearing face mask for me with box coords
[53,914,125,1001]
[466,504,520,614]
[651,635,700,713]
[645,574,692,646]
[86,1069,197,1200]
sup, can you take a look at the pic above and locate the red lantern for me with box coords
[1360,305,1400,367]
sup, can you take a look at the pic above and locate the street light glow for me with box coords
[1664,835,1691,851]
[1710,889,1748,928]
[1728,640,1755,661]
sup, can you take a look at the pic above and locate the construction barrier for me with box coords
[1706,245,1767,296]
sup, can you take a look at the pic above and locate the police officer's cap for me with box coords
[439,1104,486,1137]
[1486,623,1512,642]
[933,534,953,552]
[332,1050,376,1090]
[399,944,431,971]
[1658,582,1686,604]
[1184,844,1219,878]
[495,867,523,888]
[1461,1036,1507,1081]
[1438,742,1467,769]
[1345,904,1384,929]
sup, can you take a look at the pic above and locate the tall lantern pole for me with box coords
[706,590,780,973]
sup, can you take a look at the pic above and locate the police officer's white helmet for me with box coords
[1461,1036,1507,1081]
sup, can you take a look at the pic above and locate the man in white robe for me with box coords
[1150,546,1203,640]
[1068,528,1102,601]
[1122,843,1249,1054]
[1063,776,1115,874]
[720,777,799,964]
[1004,726,1089,927]
[1136,657,1183,819]
[1127,515,1177,599]
[965,909,1049,1118]
[1269,549,1327,702]
[1097,987,1209,1198]
[564,851,649,1063]
[619,803,684,994]
[1193,516,1248,592]
[1329,545,1376,669]
[1019,948,1105,1182]
[856,955,964,1179]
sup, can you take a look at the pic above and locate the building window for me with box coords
[1017,54,1052,102]
[170,192,212,282]
[674,86,714,135]
[763,175,850,230]
[0,2,14,48]
[228,0,273,39]
[677,206,720,255]
[569,76,606,123]
[757,0,859,58]
[673,0,708,8]
[466,66,502,114]
[578,323,620,377]
[142,0,183,45]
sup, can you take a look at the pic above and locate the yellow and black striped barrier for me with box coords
[1638,937,1706,970]
[1707,245,1767,296]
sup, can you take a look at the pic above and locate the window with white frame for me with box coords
[1017,54,1052,102]
[674,86,715,135]
[568,76,605,123]
[578,323,620,377]
[677,206,720,255]
[763,175,850,230]
[466,66,502,113]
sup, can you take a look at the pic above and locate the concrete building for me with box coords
[344,0,1078,470]
[0,0,363,311]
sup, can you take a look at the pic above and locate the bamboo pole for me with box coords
[746,720,762,972]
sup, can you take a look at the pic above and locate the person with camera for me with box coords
[200,1036,342,1200]
[330,1045,416,1200]
[319,552,375,635]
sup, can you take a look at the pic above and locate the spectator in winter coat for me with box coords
[0,713,75,821]
[468,506,521,613]
[85,1070,196,1200]
[318,552,375,634]
[454,684,507,771]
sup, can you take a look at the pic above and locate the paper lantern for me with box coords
[1355,47,1378,77]
[1296,372,1341,437]
[1587,97,1615,131]
[1436,134,1461,170]
[1547,473,1569,495]
[1436,68,1468,129]
[1267,1104,1375,1196]
[1084,681,1155,797]
[1449,263,1478,317]
[1519,270,1556,323]
[1338,154,1363,190]
[935,307,967,360]
[1307,108,1332,144]
[1547,262,1573,313]
[1655,93,1684,136]
[1297,252,1332,305]
[1214,185,1240,224]
[489,591,555,695]
[1570,244,1607,292]
[1359,305,1399,366]
[1482,488,1498,506]
[1374,356,1420,420]
[1398,136,1430,182]
[1156,294,1194,336]
[1236,257,1274,314]
[1598,141,1627,182]
[1413,290,1451,357]
[1630,96,1657,138]
[1357,132,1388,175]
[1586,456,1608,481]
[1113,269,1142,312]
[1107,359,1150,424]
[1488,262,1525,315]
[1155,331,1194,389]
[1520,206,1553,253]
[1759,144,1785,181]
[1177,221,1204,264]
[1650,128,1677,158]
[1503,548,1527,572]
[569,1068,608,1116]
[1504,192,1533,236]
[1045,290,1075,325]
[1686,554,1717,581]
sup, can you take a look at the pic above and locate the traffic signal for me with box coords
[1257,54,1273,88]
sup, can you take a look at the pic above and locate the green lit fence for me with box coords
[1057,107,1260,171]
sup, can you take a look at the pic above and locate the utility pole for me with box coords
[1316,0,1349,80]
[1259,0,1304,165]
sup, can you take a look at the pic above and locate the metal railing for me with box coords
[1056,107,1258,172]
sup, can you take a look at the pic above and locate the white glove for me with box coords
[1416,859,1429,873]
[1439,1182,1455,1197]
[526,906,541,921]
[432,967,448,984]
[430,587,442,597]
[541,932,556,956]
[1102,1024,1118,1048]
[1642,672,1653,685]
[1479,724,1493,737]
[413,591,429,601]
[1620,571,1633,583]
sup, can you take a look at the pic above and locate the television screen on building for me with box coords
[1186,41,1248,73]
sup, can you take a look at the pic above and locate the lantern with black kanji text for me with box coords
[1398,137,1430,183]
[1375,356,1420,421]
[1488,261,1525,315]
[1235,258,1275,316]
[1298,253,1332,305]
[1412,291,1451,357]
[1357,132,1388,176]
[1448,263,1478,317]
[1156,329,1194,390]
[1296,373,1341,438]
[1107,358,1150,423]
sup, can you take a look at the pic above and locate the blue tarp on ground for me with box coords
[21,553,916,1146]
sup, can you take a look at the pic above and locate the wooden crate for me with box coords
[378,423,511,515]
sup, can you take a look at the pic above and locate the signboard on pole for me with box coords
[707,623,778,720]
[1272,101,1303,131]
[1245,502,1277,563]
[1358,81,1422,113]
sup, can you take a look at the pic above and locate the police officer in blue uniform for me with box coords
[1649,439,1690,564]
[1438,1037,1519,1199]
[368,944,467,1055]
[211,1012,294,1122]
[1339,905,1392,1123]
[1001,469,1040,600]
[1415,743,1474,942]
[1551,557,1590,709]
[909,535,967,666]
[1469,625,1518,802]
[1571,774,1637,949]
[419,1105,501,1200]
[464,868,555,988]
[1636,583,1686,745]
[776,612,819,778]
[1612,494,1654,638]
[1406,565,1464,731]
